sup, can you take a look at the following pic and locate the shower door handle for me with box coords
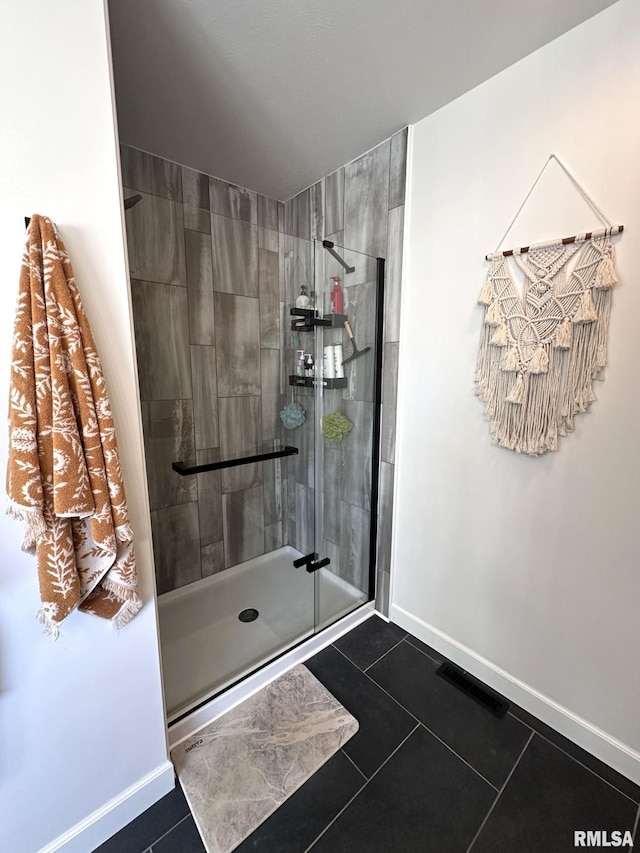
[307,557,330,574]
[293,552,317,569]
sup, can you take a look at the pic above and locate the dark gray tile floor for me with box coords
[95,617,640,853]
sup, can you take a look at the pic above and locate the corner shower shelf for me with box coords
[290,307,347,332]
[289,375,348,389]
[172,444,298,476]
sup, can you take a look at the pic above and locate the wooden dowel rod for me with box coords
[486,224,624,261]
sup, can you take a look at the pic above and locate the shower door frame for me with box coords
[311,242,385,627]
[368,253,385,601]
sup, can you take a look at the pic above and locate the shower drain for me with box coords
[238,608,259,623]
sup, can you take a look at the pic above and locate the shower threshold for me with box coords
[158,545,368,722]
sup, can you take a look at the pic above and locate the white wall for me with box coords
[0,3,171,851]
[394,0,640,780]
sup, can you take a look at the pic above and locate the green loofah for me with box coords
[321,412,353,442]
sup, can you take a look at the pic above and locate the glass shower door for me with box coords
[312,241,383,630]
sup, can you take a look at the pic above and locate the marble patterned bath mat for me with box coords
[171,664,359,853]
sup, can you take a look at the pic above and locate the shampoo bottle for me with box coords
[295,285,311,309]
[330,277,343,314]
[304,352,314,377]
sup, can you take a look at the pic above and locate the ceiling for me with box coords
[108,0,618,201]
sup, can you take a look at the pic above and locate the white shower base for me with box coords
[158,545,367,720]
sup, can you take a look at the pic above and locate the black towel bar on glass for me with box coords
[172,444,298,476]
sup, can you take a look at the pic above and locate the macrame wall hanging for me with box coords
[475,154,623,456]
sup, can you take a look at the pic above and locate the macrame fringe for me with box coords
[592,286,612,380]
[478,278,493,305]
[529,346,549,375]
[111,598,143,630]
[485,300,501,327]
[501,346,520,372]
[490,323,508,347]
[7,502,47,554]
[554,318,573,350]
[506,374,525,405]
[595,342,607,370]
[593,255,617,289]
[573,289,597,324]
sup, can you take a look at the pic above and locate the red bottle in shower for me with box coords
[330,276,343,314]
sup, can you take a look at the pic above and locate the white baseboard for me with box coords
[390,604,640,788]
[39,760,175,853]
[169,602,376,750]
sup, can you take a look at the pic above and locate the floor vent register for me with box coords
[436,662,510,719]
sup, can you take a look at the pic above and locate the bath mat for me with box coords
[171,664,359,853]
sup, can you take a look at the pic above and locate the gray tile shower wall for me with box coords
[125,192,186,286]
[344,141,390,259]
[123,128,407,607]
[282,127,407,616]
[185,229,215,345]
[214,292,261,397]
[140,399,197,512]
[122,145,286,594]
[130,279,192,401]
[121,146,182,201]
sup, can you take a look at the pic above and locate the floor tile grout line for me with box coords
[466,730,535,853]
[539,735,639,805]
[396,635,639,808]
[417,721,500,793]
[508,713,640,806]
[303,723,421,853]
[340,747,369,781]
[147,812,192,851]
[332,645,425,726]
[403,635,442,665]
[332,643,500,792]
[395,639,640,808]
[507,710,535,730]
[362,634,409,673]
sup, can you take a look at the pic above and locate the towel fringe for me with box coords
[7,502,47,553]
[36,608,61,640]
[101,575,142,603]
[112,598,143,630]
[115,523,134,544]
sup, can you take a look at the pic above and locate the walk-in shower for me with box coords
[121,150,384,720]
